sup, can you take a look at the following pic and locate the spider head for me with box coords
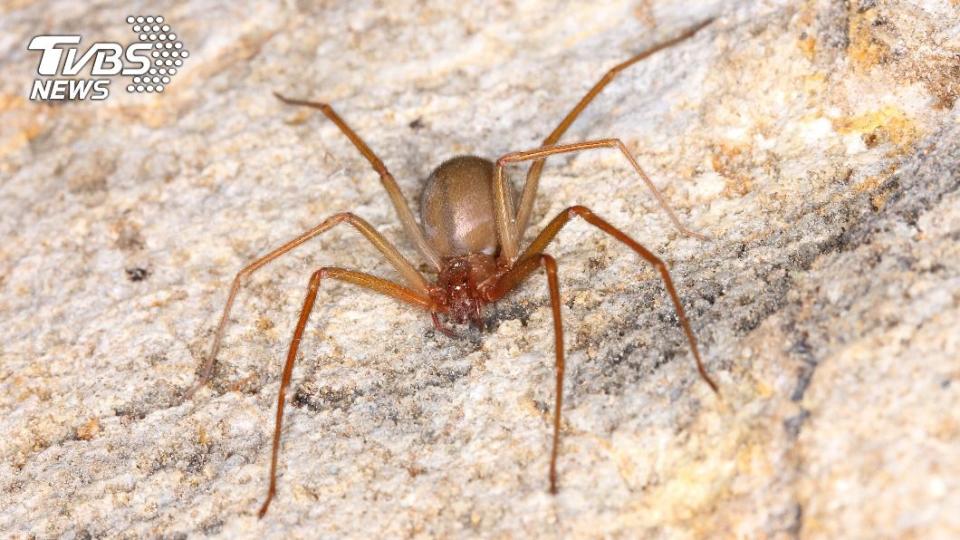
[434,253,498,327]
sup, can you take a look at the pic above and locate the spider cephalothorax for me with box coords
[432,253,502,327]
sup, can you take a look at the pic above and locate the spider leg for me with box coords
[486,254,565,493]
[516,18,714,236]
[523,205,718,393]
[431,312,459,338]
[494,138,709,264]
[274,92,443,270]
[258,267,432,518]
[186,212,428,399]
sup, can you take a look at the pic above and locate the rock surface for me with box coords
[1,0,958,538]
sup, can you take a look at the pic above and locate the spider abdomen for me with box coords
[419,155,500,258]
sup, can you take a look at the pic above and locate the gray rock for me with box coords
[1,0,958,538]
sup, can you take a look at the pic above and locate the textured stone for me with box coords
[1,0,958,538]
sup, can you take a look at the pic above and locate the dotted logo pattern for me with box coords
[124,16,189,93]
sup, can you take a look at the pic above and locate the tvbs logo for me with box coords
[28,15,189,101]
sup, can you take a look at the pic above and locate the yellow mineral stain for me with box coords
[645,456,731,536]
[802,72,826,97]
[608,439,637,483]
[736,439,773,478]
[625,425,739,534]
[848,8,889,72]
[76,417,101,441]
[256,317,275,331]
[3,0,35,10]
[754,379,774,399]
[853,175,881,194]
[934,416,959,441]
[711,142,754,197]
[833,106,918,156]
[797,36,816,61]
[516,394,541,417]
[0,93,26,112]
[871,190,891,211]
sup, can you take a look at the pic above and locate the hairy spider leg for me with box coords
[485,254,564,492]
[515,18,715,236]
[258,268,432,518]
[523,205,718,393]
[274,92,443,269]
[494,138,709,262]
[187,213,427,399]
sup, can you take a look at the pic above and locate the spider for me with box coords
[186,18,719,517]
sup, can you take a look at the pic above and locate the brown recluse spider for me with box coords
[186,18,719,518]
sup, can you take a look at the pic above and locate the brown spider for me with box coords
[186,18,719,517]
